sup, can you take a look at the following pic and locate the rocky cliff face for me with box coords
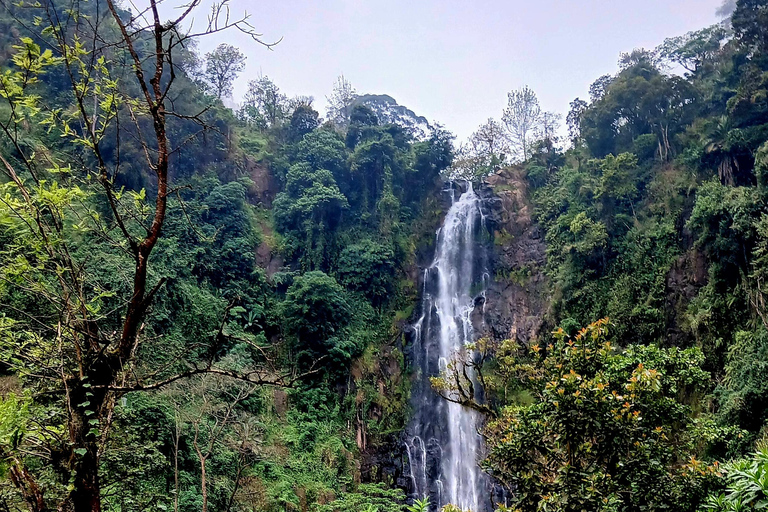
[477,168,549,344]
[476,167,706,348]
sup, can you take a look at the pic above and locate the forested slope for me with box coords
[0,1,451,510]
[449,1,768,510]
[3,0,768,511]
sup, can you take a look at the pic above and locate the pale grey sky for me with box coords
[187,0,725,140]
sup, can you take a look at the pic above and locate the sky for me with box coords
[180,0,726,141]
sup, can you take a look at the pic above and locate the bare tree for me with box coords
[326,74,357,128]
[502,86,543,161]
[178,377,255,512]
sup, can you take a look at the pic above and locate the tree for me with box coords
[326,75,358,128]
[472,319,726,512]
[205,43,246,99]
[657,25,729,73]
[241,74,288,128]
[502,85,543,161]
[618,47,661,71]
[272,164,349,269]
[337,240,396,305]
[470,118,509,163]
[280,271,352,352]
[535,111,562,157]
[732,0,768,56]
[580,61,696,158]
[295,130,349,178]
[566,98,588,142]
[446,118,508,180]
[175,377,255,512]
[589,74,614,102]
[0,2,284,512]
[287,104,321,142]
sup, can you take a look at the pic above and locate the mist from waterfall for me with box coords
[405,183,491,511]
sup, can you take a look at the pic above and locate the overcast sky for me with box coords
[184,0,725,140]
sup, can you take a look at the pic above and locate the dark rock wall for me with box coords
[478,168,549,344]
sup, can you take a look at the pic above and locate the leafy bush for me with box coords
[337,240,396,304]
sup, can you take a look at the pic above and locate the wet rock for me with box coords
[665,248,708,346]
[477,167,549,345]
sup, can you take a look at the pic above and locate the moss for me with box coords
[494,228,514,246]
[496,265,534,286]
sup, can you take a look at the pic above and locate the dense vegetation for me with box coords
[0,1,450,511]
[4,0,768,511]
[444,0,768,510]
[526,0,768,448]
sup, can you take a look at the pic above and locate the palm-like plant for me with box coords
[702,116,741,185]
[704,446,768,511]
[405,498,430,512]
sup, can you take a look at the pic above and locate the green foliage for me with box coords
[484,319,726,512]
[273,163,349,269]
[337,240,396,304]
[313,483,407,512]
[281,271,352,345]
[11,0,768,510]
[580,59,696,158]
[405,498,429,512]
[703,446,768,511]
[717,328,768,434]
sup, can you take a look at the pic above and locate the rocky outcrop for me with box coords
[478,167,549,344]
[665,248,708,346]
[245,157,279,207]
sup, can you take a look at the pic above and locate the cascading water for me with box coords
[406,182,492,511]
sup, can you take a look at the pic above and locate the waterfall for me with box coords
[406,182,491,511]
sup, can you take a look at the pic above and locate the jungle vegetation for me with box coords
[2,0,768,511]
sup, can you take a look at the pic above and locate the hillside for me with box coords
[2,1,768,512]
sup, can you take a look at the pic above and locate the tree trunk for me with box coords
[71,453,101,512]
[68,379,110,512]
[7,454,46,512]
[200,458,208,512]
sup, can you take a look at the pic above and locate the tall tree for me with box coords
[0,2,287,512]
[241,74,288,128]
[205,43,246,99]
[732,0,768,56]
[657,25,728,73]
[326,74,358,128]
[502,85,543,161]
[566,98,588,142]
